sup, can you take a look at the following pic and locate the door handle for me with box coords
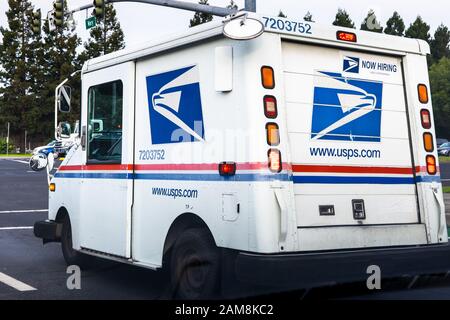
[81,125,87,151]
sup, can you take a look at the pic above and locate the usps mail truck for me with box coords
[34,13,450,298]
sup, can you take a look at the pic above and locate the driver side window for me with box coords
[87,80,123,163]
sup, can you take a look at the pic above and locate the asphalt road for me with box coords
[441,162,450,186]
[1,158,450,300]
[0,158,169,300]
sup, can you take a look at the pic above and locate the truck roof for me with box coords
[83,12,430,74]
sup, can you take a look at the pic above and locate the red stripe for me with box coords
[59,164,133,171]
[292,165,413,175]
[60,163,427,175]
[134,164,216,171]
[59,163,271,172]
[135,163,271,171]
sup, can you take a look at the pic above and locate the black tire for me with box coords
[61,214,90,269]
[170,228,220,299]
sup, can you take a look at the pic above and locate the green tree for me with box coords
[79,4,125,62]
[0,138,14,154]
[278,11,287,18]
[405,16,431,42]
[0,0,36,149]
[332,9,355,29]
[32,0,81,139]
[360,9,383,33]
[384,11,405,36]
[190,0,213,27]
[431,24,450,63]
[429,57,450,138]
[304,11,314,22]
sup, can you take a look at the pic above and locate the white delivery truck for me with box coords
[34,12,450,298]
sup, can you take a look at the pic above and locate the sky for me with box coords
[0,0,449,47]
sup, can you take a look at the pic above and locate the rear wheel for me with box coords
[170,228,220,299]
[61,215,90,269]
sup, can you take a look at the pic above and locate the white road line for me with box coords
[11,159,29,164]
[0,209,48,214]
[0,226,33,231]
[0,272,36,292]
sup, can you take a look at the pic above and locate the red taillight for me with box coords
[420,109,431,129]
[337,31,357,42]
[264,95,278,118]
[219,162,236,176]
[268,149,282,173]
[426,155,437,175]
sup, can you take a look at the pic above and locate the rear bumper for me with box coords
[232,243,450,289]
[34,220,62,243]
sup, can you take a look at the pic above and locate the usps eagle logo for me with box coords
[343,56,360,73]
[311,71,383,142]
[146,65,205,144]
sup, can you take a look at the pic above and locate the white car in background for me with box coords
[32,140,57,156]
[32,139,75,157]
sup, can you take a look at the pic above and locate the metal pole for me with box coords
[6,122,9,156]
[24,130,27,154]
[245,0,256,12]
[70,0,238,17]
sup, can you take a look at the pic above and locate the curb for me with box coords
[0,156,31,159]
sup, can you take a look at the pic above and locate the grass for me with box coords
[444,186,450,193]
[439,156,450,164]
[0,153,31,158]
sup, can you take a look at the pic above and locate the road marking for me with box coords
[0,272,36,292]
[10,159,29,164]
[0,226,33,231]
[0,209,48,214]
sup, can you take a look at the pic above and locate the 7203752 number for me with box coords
[262,17,312,35]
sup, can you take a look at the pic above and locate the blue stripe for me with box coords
[54,172,291,182]
[134,173,291,182]
[293,176,415,185]
[54,172,131,179]
[415,175,441,183]
[54,172,441,185]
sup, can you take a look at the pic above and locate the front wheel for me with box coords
[61,215,91,269]
[170,228,220,299]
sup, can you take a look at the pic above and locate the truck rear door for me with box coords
[282,42,419,230]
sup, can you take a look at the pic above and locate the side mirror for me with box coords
[57,122,71,139]
[58,85,72,113]
[29,153,48,172]
[223,15,265,40]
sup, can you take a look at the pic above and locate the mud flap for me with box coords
[431,184,447,242]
